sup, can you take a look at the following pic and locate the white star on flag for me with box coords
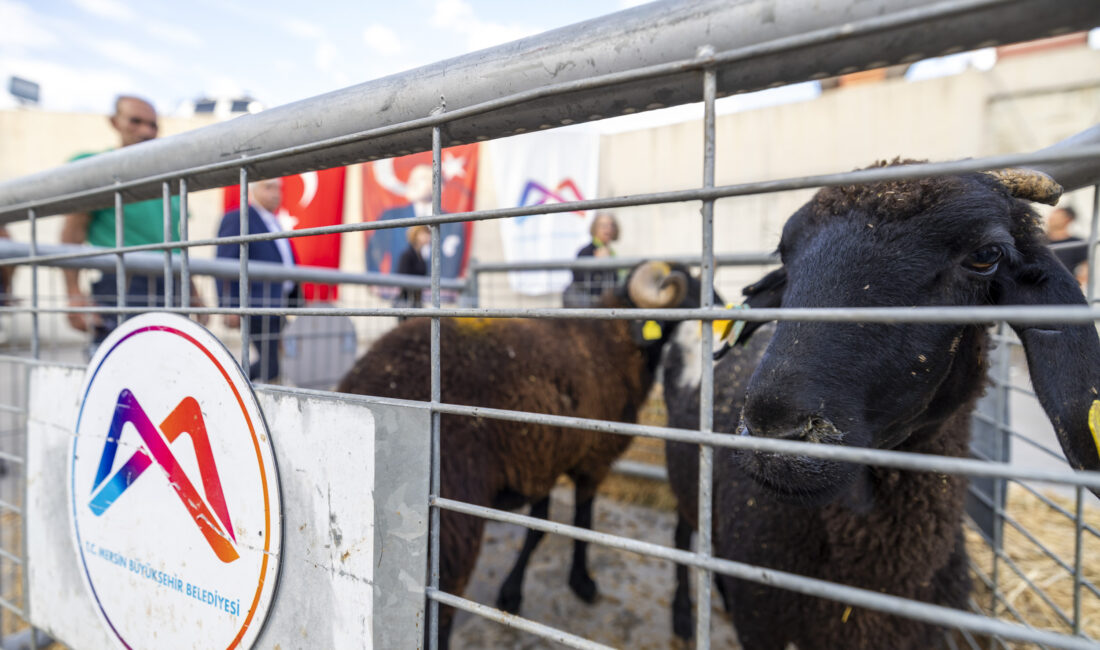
[442,152,466,180]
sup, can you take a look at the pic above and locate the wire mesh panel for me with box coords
[0,1,1098,649]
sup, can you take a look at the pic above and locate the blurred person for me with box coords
[216,177,299,382]
[564,212,620,307]
[394,224,431,320]
[60,95,205,354]
[1046,205,1088,286]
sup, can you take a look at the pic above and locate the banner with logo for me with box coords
[488,130,599,295]
[361,144,479,294]
[222,168,347,302]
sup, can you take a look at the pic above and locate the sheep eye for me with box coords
[963,246,1003,274]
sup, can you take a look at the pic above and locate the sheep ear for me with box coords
[732,267,786,346]
[997,247,1100,494]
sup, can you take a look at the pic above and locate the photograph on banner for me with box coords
[488,130,599,296]
[222,168,347,302]
[361,144,479,299]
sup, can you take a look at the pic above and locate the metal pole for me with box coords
[28,209,38,361]
[427,111,445,650]
[180,178,191,311]
[695,47,717,648]
[114,190,125,321]
[239,169,250,375]
[162,182,173,310]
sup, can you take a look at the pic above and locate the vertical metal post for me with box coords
[1072,486,1084,636]
[239,170,251,375]
[114,190,126,320]
[180,178,191,311]
[427,111,445,650]
[162,182,173,310]
[695,47,717,650]
[28,209,38,361]
[989,322,1010,647]
[1087,184,1099,304]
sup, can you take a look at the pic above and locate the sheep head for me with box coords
[732,161,1100,504]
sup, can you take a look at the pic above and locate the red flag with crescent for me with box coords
[222,168,347,302]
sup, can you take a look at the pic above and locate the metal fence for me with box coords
[1,0,1100,648]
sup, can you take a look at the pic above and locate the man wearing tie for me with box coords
[216,178,298,382]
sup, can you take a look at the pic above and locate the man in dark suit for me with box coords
[216,178,298,381]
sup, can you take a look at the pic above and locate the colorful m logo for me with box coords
[89,389,239,563]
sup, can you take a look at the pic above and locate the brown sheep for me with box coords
[337,261,706,649]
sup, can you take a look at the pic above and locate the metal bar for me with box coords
[432,496,1098,649]
[694,53,717,649]
[0,547,21,566]
[5,142,1100,260]
[971,412,1067,462]
[28,208,37,360]
[1005,479,1100,539]
[162,182,172,309]
[15,299,1100,329]
[1,0,1095,220]
[239,169,249,376]
[0,450,24,465]
[427,121,443,650]
[0,598,24,619]
[428,590,614,650]
[990,323,1009,621]
[180,178,190,310]
[0,498,20,515]
[963,557,1037,645]
[114,190,125,317]
[1087,184,1098,304]
[1073,486,1084,636]
[611,459,668,481]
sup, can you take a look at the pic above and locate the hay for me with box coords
[966,484,1100,645]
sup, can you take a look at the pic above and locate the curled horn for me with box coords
[984,168,1063,206]
[627,261,688,308]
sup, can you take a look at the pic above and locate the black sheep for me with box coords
[663,163,1100,649]
[337,261,704,649]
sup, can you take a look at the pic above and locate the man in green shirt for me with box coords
[60,96,205,350]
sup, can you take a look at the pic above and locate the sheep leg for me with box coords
[568,493,599,603]
[495,496,551,614]
[672,513,695,640]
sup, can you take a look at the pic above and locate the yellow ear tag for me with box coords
[642,320,663,341]
[717,303,749,344]
[1089,400,1100,462]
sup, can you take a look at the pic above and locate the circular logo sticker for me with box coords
[70,313,282,649]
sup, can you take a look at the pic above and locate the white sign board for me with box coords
[69,313,282,648]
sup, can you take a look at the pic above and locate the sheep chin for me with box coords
[737,449,860,508]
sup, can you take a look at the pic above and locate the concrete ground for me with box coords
[451,486,739,650]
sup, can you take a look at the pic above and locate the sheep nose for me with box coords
[738,414,839,443]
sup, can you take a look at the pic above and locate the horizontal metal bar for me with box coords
[433,496,1098,649]
[0,499,21,516]
[1,0,1093,220]
[294,396,1100,490]
[0,404,25,415]
[971,412,1069,463]
[965,556,1034,630]
[1006,480,1100,539]
[611,459,668,482]
[0,450,24,466]
[0,598,25,619]
[0,240,466,291]
[470,252,779,274]
[427,590,614,650]
[0,547,22,566]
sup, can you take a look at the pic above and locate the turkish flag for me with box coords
[361,144,478,291]
[222,168,347,302]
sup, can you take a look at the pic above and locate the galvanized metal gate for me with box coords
[1,1,1100,648]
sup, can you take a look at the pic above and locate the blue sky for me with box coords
[0,0,648,114]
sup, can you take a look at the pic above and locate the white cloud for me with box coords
[87,37,175,76]
[363,24,403,56]
[431,0,538,52]
[281,17,324,40]
[0,0,59,49]
[71,0,135,23]
[146,21,204,48]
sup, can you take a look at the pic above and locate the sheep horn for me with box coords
[628,261,688,308]
[984,168,1063,206]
